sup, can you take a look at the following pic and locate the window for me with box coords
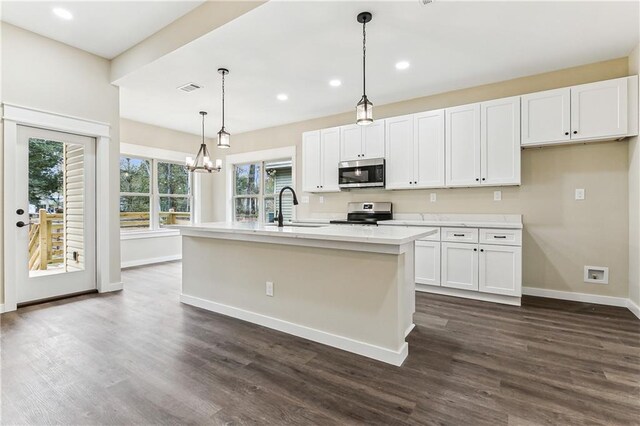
[120,156,191,231]
[120,156,151,230]
[233,159,293,223]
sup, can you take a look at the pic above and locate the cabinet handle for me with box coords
[573,130,578,135]
[564,132,569,136]
[482,178,485,181]
[473,248,477,252]
[493,235,507,239]
[475,178,479,182]
[16,208,24,215]
[480,249,484,252]
[453,233,465,237]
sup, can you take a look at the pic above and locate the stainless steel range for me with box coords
[329,202,392,225]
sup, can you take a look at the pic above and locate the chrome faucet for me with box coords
[278,186,299,227]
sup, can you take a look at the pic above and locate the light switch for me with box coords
[493,191,502,201]
[266,281,274,297]
[575,188,585,200]
[301,196,309,204]
[430,193,437,202]
[319,196,324,204]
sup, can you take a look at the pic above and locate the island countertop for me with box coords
[171,222,438,246]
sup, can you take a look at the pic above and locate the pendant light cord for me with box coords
[362,20,367,96]
[221,72,226,129]
[201,112,205,145]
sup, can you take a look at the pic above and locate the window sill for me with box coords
[120,229,181,240]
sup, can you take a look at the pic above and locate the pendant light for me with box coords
[217,68,231,148]
[185,111,222,173]
[356,12,373,125]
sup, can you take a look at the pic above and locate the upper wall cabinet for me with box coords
[302,128,340,193]
[339,121,385,161]
[521,76,638,147]
[445,103,481,186]
[446,97,520,187]
[481,97,521,186]
[385,110,445,190]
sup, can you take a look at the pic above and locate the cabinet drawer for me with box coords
[479,229,522,246]
[441,227,478,243]
[418,227,440,242]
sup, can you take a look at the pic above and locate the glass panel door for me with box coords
[15,126,96,304]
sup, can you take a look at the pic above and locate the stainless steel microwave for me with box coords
[338,158,385,189]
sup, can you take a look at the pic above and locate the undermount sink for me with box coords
[265,223,328,228]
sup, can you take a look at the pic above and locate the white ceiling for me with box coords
[1,1,204,58]
[90,1,640,137]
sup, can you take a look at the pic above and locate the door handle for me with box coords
[16,221,26,228]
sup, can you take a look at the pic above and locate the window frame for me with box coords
[119,154,153,231]
[119,153,193,234]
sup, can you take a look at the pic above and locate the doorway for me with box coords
[12,126,96,304]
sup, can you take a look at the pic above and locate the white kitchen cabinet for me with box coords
[441,242,479,291]
[479,244,521,296]
[521,87,571,146]
[415,241,440,286]
[571,77,628,141]
[521,76,637,147]
[445,103,481,187]
[481,96,521,186]
[302,130,321,192]
[385,114,415,189]
[302,128,340,193]
[414,109,445,188]
[339,121,385,161]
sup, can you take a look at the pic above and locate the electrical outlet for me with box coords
[319,196,324,204]
[266,281,274,297]
[575,188,585,200]
[430,193,437,202]
[301,196,309,204]
[494,191,502,201]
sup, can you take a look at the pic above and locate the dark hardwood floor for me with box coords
[1,261,639,425]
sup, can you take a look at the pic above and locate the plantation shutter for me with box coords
[64,144,85,272]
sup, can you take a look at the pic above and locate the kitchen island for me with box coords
[173,222,437,366]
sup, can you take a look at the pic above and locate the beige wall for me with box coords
[1,23,121,304]
[208,57,633,298]
[629,44,640,307]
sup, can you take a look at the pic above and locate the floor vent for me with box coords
[178,82,203,93]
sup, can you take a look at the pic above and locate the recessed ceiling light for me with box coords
[395,61,410,70]
[329,79,342,87]
[276,94,288,101]
[53,7,73,20]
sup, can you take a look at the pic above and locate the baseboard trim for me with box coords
[0,304,5,314]
[180,294,408,366]
[627,299,640,319]
[416,284,521,306]
[121,255,181,269]
[522,287,628,307]
[101,281,123,293]
[404,323,415,338]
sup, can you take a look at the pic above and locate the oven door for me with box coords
[338,159,385,188]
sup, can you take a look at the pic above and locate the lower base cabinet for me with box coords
[414,227,522,300]
[479,244,522,296]
[441,242,478,291]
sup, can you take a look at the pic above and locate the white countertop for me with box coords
[294,213,523,229]
[171,222,438,245]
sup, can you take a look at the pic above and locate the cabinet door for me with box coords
[445,104,481,187]
[479,244,521,296]
[414,109,445,188]
[302,131,321,192]
[339,124,363,161]
[441,242,478,291]
[384,114,415,190]
[363,120,385,159]
[571,77,628,141]
[481,97,521,186]
[521,87,570,146]
[320,127,341,192]
[415,241,441,286]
